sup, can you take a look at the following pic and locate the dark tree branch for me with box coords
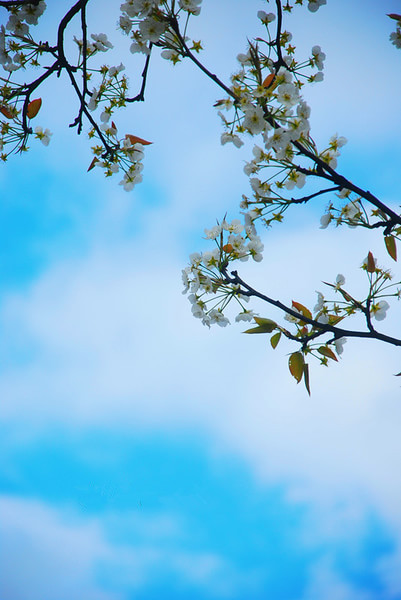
[0,0,40,7]
[125,43,153,103]
[222,268,401,347]
[289,185,341,204]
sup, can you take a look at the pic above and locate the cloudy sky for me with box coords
[1,1,401,599]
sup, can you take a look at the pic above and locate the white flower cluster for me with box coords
[0,2,46,72]
[214,28,332,226]
[120,0,202,57]
[182,218,263,327]
[320,186,365,230]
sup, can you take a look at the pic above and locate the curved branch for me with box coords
[224,269,401,347]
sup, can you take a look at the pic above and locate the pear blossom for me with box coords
[335,274,345,288]
[139,18,167,43]
[314,292,325,313]
[257,11,275,24]
[179,0,202,15]
[390,28,401,49]
[87,87,100,111]
[308,0,327,12]
[108,63,125,77]
[235,310,256,322]
[334,337,347,355]
[276,83,299,107]
[91,33,113,52]
[221,132,243,148]
[242,105,266,135]
[209,309,230,327]
[34,126,52,146]
[222,219,244,234]
[370,300,390,321]
[204,225,222,240]
[311,45,326,70]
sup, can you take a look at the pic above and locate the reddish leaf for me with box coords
[387,13,401,20]
[125,134,152,146]
[262,73,275,88]
[292,301,312,321]
[289,352,304,383]
[317,346,338,362]
[367,251,376,273]
[87,157,99,172]
[0,105,13,119]
[27,98,42,119]
[385,236,397,261]
[222,243,233,253]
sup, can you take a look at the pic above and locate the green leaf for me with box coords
[317,346,338,362]
[244,317,277,334]
[289,352,304,383]
[270,331,281,349]
[385,236,397,261]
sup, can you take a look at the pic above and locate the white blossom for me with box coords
[334,337,347,355]
[371,300,390,321]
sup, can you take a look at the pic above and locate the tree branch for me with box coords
[223,269,401,347]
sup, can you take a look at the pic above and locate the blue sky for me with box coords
[1,1,401,599]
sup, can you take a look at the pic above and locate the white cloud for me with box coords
[301,556,373,600]
[0,495,118,600]
[0,495,261,599]
[3,0,401,594]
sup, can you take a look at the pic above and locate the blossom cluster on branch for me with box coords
[1,0,401,391]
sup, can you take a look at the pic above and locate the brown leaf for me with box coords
[292,301,312,321]
[318,346,338,362]
[262,73,275,88]
[0,105,13,119]
[385,236,397,261]
[367,251,376,273]
[125,134,152,146]
[27,98,42,119]
[87,157,99,172]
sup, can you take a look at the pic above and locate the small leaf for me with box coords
[328,314,345,326]
[292,301,312,321]
[289,352,304,383]
[262,72,275,88]
[254,317,277,331]
[270,331,281,349]
[394,372,401,376]
[125,133,152,146]
[243,326,268,334]
[244,317,277,334]
[385,236,397,261]
[0,105,13,119]
[87,157,98,172]
[317,346,338,362]
[303,363,311,396]
[27,98,42,119]
[367,251,376,273]
[387,13,401,20]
